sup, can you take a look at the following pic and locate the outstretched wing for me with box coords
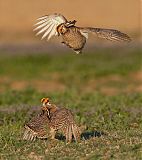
[34,13,67,40]
[23,113,49,141]
[79,27,131,42]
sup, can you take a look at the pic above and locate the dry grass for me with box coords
[0,48,142,159]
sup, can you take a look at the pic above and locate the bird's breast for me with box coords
[62,27,86,50]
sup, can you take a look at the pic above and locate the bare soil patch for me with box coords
[0,70,142,95]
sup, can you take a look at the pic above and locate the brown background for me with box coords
[0,0,140,43]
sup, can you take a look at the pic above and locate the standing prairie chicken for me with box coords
[23,98,80,143]
[34,13,131,54]
[41,98,80,143]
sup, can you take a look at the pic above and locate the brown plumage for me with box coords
[23,98,80,143]
[23,110,50,141]
[41,98,80,143]
[34,13,131,54]
[60,26,86,53]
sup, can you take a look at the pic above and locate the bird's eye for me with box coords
[47,102,51,106]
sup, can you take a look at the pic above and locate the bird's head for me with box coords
[41,97,51,109]
[57,20,76,35]
[41,97,52,117]
[41,97,58,118]
[57,23,68,35]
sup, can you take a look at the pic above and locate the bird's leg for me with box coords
[61,40,66,46]
[49,128,56,140]
[61,41,65,45]
[72,124,81,143]
[74,49,82,54]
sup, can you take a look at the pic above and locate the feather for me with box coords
[79,27,131,42]
[80,31,88,39]
[46,24,57,40]
[41,23,55,40]
[34,13,67,40]
[71,124,77,141]
[34,19,48,26]
[37,15,48,21]
[34,22,49,31]
[36,22,53,36]
[68,125,72,142]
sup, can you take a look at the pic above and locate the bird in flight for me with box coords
[34,13,131,54]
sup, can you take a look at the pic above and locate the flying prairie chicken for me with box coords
[34,13,131,54]
[41,98,80,143]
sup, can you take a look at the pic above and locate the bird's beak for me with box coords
[66,20,76,27]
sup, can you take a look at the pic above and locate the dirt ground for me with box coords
[0,71,141,96]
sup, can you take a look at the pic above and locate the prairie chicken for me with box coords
[34,13,131,54]
[23,109,50,141]
[41,98,80,143]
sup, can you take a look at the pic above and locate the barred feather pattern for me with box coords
[61,27,86,54]
[49,107,80,143]
[79,27,131,42]
[23,112,50,141]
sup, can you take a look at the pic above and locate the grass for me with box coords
[0,48,142,159]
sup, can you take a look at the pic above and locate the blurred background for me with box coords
[0,1,142,158]
[0,0,141,44]
[0,0,141,97]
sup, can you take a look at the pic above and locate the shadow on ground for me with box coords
[54,130,105,142]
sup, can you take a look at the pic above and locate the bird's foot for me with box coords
[74,50,82,54]
[61,41,65,45]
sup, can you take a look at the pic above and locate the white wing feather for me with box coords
[34,22,49,31]
[41,23,55,40]
[37,15,49,20]
[36,23,53,36]
[80,31,88,39]
[34,13,67,41]
[46,24,58,40]
[34,19,48,26]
